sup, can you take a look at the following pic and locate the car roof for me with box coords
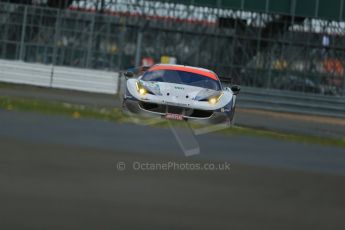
[147,64,219,81]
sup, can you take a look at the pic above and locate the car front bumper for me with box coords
[123,98,232,125]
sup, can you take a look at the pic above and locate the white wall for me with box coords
[0,60,119,94]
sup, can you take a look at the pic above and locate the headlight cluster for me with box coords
[135,80,161,96]
[136,81,148,96]
[208,93,223,105]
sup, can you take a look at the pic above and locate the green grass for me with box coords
[0,96,124,122]
[221,126,345,148]
[1,96,344,148]
[0,82,18,88]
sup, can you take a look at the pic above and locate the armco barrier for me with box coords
[0,60,52,87]
[237,87,345,118]
[53,66,118,94]
[0,60,119,94]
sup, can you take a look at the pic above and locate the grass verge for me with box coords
[1,96,344,148]
[0,96,124,122]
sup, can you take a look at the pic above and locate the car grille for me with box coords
[139,102,165,113]
[167,105,184,114]
[139,102,213,118]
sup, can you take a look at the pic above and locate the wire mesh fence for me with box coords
[0,1,345,96]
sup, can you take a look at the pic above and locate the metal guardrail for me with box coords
[53,66,119,94]
[238,87,345,118]
[0,60,52,87]
[0,60,119,94]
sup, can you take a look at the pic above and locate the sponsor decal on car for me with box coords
[165,113,184,120]
[174,86,185,90]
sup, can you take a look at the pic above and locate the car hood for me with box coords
[140,80,221,103]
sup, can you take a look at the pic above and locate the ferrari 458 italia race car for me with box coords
[122,64,240,125]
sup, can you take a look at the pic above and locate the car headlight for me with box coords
[208,93,223,105]
[136,81,147,96]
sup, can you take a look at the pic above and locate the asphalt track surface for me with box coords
[1,109,345,229]
[1,110,345,175]
[1,85,345,229]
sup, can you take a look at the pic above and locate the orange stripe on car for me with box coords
[148,65,218,80]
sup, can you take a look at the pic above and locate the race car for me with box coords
[122,64,240,125]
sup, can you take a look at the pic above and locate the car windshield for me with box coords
[141,70,221,91]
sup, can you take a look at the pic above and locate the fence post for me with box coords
[19,5,28,61]
[135,30,143,68]
[266,48,274,89]
[342,64,345,96]
[50,65,54,88]
[117,21,126,70]
[86,14,96,68]
[52,9,61,66]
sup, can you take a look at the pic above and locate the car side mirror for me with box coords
[123,71,134,78]
[231,85,240,95]
[141,66,151,72]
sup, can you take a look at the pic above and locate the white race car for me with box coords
[122,64,240,125]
